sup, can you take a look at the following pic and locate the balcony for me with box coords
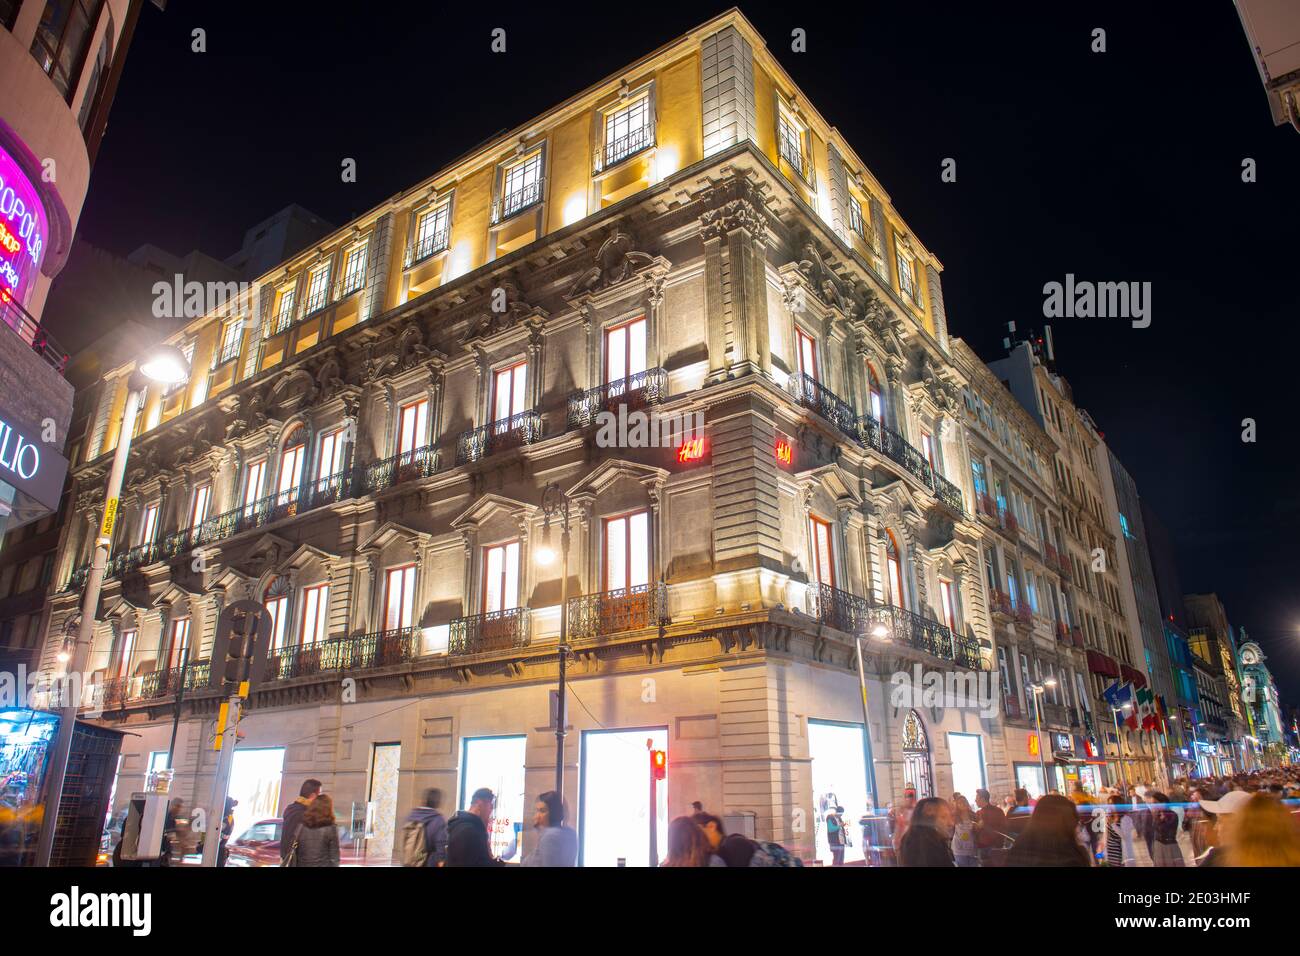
[1,293,69,372]
[94,659,211,710]
[1056,620,1071,645]
[932,472,964,515]
[997,508,1019,538]
[1003,694,1023,719]
[266,627,421,681]
[1071,626,1085,649]
[491,179,544,225]
[811,583,874,635]
[567,368,668,429]
[109,542,159,578]
[1014,604,1034,629]
[363,445,438,494]
[990,590,1014,619]
[596,122,656,172]
[404,225,450,268]
[810,586,981,669]
[567,583,667,641]
[858,414,933,487]
[787,373,858,440]
[976,492,999,521]
[449,607,530,656]
[1044,543,1061,571]
[456,410,543,465]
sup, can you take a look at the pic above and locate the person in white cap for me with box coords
[1194,789,1253,866]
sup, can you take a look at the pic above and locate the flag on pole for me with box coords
[1136,686,1158,731]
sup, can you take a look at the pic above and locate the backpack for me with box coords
[749,840,803,867]
[401,818,431,867]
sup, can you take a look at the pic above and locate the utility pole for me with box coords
[201,693,243,867]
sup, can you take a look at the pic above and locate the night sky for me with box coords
[72,2,1300,697]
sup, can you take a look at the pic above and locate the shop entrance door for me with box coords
[901,710,933,798]
[367,743,401,864]
[579,727,668,866]
[809,720,870,865]
[227,747,285,841]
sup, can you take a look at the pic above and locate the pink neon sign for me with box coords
[0,146,48,308]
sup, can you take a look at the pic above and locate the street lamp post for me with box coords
[1110,704,1130,788]
[1029,679,1056,796]
[538,483,572,803]
[35,345,191,867]
[853,620,891,807]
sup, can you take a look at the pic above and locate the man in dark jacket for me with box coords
[446,787,504,866]
[404,787,449,866]
[280,778,322,864]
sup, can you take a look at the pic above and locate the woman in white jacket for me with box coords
[1102,795,1140,866]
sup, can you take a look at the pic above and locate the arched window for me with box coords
[276,425,306,497]
[264,577,291,652]
[885,529,905,609]
[866,364,885,422]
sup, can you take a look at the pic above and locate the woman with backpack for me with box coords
[289,793,340,867]
[825,805,848,866]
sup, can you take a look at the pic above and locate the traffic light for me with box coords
[650,748,666,780]
[209,600,273,692]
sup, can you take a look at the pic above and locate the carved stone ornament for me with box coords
[315,353,347,400]
[225,388,269,441]
[699,199,763,243]
[266,367,319,416]
[172,420,215,468]
[567,229,656,296]
[396,323,433,371]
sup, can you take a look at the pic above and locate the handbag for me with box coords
[282,839,300,867]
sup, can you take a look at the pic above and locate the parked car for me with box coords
[226,817,385,866]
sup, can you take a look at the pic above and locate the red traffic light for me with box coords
[650,749,666,780]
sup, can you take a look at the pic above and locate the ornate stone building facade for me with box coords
[40,11,1013,863]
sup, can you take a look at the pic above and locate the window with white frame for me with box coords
[808,516,835,588]
[896,248,916,301]
[339,237,369,295]
[777,106,807,179]
[886,530,906,608]
[397,398,429,455]
[795,327,818,381]
[166,617,190,669]
[189,484,211,528]
[492,362,527,423]
[921,432,936,472]
[482,541,520,614]
[316,426,347,483]
[603,94,653,168]
[1019,653,1032,706]
[939,579,957,632]
[603,510,650,593]
[384,564,418,630]
[410,201,451,264]
[272,284,297,334]
[277,428,306,497]
[299,583,330,645]
[498,152,543,221]
[997,646,1013,704]
[303,262,331,315]
[215,317,244,367]
[243,459,266,513]
[604,317,647,386]
[848,194,866,239]
[115,628,137,679]
[265,592,289,652]
[139,503,160,546]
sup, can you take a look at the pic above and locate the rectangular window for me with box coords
[848,195,866,239]
[340,238,369,296]
[317,427,347,481]
[997,646,1014,702]
[971,458,987,496]
[398,398,430,455]
[896,251,916,300]
[266,595,289,652]
[808,516,835,588]
[603,510,650,592]
[492,362,527,422]
[243,459,266,512]
[167,618,191,669]
[777,108,806,177]
[604,317,647,385]
[921,432,936,471]
[384,564,418,630]
[604,95,653,167]
[116,629,137,679]
[887,543,906,609]
[300,584,330,645]
[499,152,543,221]
[273,285,297,333]
[411,202,451,263]
[215,318,244,367]
[1006,568,1019,609]
[482,541,521,614]
[1019,653,1032,706]
[795,328,818,381]
[277,441,305,495]
[189,484,211,528]
[140,504,160,546]
[939,579,957,632]
[303,262,331,315]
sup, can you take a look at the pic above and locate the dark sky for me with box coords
[74,1,1300,699]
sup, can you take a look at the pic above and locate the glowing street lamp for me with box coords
[35,343,191,866]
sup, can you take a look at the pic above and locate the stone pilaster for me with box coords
[710,393,783,574]
[925,263,949,351]
[701,26,757,157]
[361,212,393,323]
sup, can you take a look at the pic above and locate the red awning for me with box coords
[1087,650,1120,677]
[1120,665,1146,688]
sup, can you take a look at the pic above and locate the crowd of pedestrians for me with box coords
[883,767,1300,867]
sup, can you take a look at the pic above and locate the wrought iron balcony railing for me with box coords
[448,607,530,656]
[787,373,858,440]
[92,659,211,710]
[65,565,90,592]
[932,472,963,514]
[456,410,543,465]
[491,179,544,225]
[868,603,956,663]
[110,542,158,577]
[567,583,667,641]
[811,583,874,636]
[596,123,655,171]
[404,226,450,268]
[363,445,438,493]
[858,414,933,486]
[566,367,668,428]
[264,627,421,681]
[1,292,69,372]
[990,590,1014,618]
[1014,604,1034,628]
[810,584,981,669]
[953,632,982,670]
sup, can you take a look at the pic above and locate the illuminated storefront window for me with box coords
[0,146,49,311]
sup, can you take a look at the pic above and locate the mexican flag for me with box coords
[1135,686,1158,731]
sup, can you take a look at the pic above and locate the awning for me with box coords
[1087,649,1120,677]
[1120,665,1146,688]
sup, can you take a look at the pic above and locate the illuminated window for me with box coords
[215,318,244,367]
[397,398,429,455]
[808,516,835,588]
[277,428,306,496]
[115,629,137,679]
[29,0,99,100]
[777,107,807,179]
[921,432,936,471]
[867,365,885,421]
[272,284,297,334]
[189,484,211,528]
[886,529,906,609]
[166,617,190,669]
[498,152,543,221]
[316,426,347,482]
[795,328,818,381]
[939,579,957,632]
[340,238,369,295]
[410,202,451,264]
[139,503,160,546]
[603,510,650,592]
[492,362,527,423]
[848,195,866,239]
[896,249,916,301]
[604,317,646,385]
[299,584,329,645]
[384,564,418,631]
[265,594,289,652]
[303,262,331,315]
[603,95,653,168]
[482,541,520,614]
[243,459,266,512]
